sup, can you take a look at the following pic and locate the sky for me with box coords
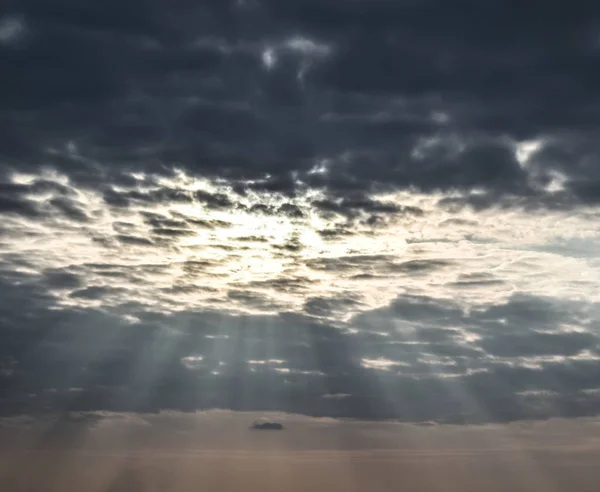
[1,0,600,424]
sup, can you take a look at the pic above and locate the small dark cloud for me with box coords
[151,228,196,237]
[478,331,597,358]
[317,227,355,240]
[0,195,42,218]
[236,235,269,243]
[178,216,232,229]
[181,260,216,275]
[304,295,361,318]
[248,203,275,215]
[227,290,283,311]
[69,285,125,300]
[349,273,381,280]
[141,213,189,229]
[312,196,400,219]
[277,203,304,218]
[103,187,193,208]
[0,179,93,222]
[194,189,234,210]
[43,269,82,290]
[242,276,314,292]
[305,254,395,272]
[250,419,284,430]
[211,244,237,252]
[389,259,454,274]
[450,279,505,288]
[48,197,89,222]
[116,234,154,246]
[272,234,303,253]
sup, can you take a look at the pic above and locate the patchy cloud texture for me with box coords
[1,0,600,423]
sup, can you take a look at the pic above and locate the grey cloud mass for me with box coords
[2,0,600,205]
[1,0,600,423]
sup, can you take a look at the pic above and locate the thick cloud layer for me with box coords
[2,1,600,203]
[1,1,600,422]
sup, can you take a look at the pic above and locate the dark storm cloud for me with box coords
[1,0,599,207]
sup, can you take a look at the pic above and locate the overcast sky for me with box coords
[1,0,600,423]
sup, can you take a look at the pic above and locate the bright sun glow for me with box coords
[2,170,599,321]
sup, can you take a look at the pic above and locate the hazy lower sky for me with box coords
[3,412,600,492]
[1,0,600,423]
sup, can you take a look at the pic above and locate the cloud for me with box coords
[1,260,599,423]
[1,0,600,425]
[250,418,284,430]
[305,255,396,273]
[43,269,83,289]
[227,290,286,311]
[116,234,155,246]
[312,196,402,219]
[0,194,42,218]
[388,259,454,274]
[69,286,121,300]
[477,332,597,358]
[303,295,362,318]
[0,0,597,207]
